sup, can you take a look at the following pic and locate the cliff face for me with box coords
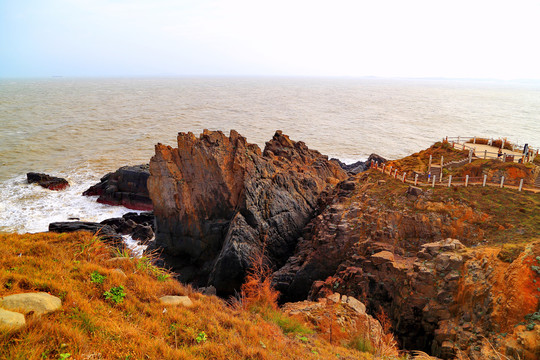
[148,130,346,293]
[273,170,540,359]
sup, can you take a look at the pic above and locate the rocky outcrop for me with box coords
[49,212,155,246]
[283,292,398,357]
[147,130,346,294]
[331,154,387,174]
[273,170,539,359]
[27,172,69,190]
[83,165,153,210]
[49,221,124,246]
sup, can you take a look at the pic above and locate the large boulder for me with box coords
[147,129,346,294]
[0,308,26,331]
[83,165,153,211]
[27,172,69,190]
[0,292,61,316]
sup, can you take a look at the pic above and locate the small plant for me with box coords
[195,331,207,344]
[296,335,309,343]
[90,271,106,284]
[103,286,126,304]
[157,273,170,282]
[348,335,374,353]
[58,353,71,360]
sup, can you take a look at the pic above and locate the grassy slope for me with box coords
[361,169,539,244]
[0,232,372,360]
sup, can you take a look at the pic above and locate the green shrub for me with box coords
[103,286,126,304]
[90,271,106,284]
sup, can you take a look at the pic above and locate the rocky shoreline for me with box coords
[34,130,539,359]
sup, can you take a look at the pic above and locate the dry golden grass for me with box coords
[0,232,384,360]
[387,141,469,173]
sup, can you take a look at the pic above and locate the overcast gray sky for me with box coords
[1,0,539,79]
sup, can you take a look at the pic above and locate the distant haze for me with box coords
[1,0,540,79]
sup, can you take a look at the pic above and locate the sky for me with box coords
[1,0,540,79]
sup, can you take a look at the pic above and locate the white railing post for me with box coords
[484,150,487,159]
[469,149,473,163]
[502,139,505,149]
[503,154,507,162]
[414,173,418,186]
[402,172,406,182]
[382,163,386,173]
[448,175,452,187]
[483,174,487,187]
[432,175,436,187]
[465,175,469,187]
[394,169,398,178]
[500,176,505,188]
[473,136,476,144]
[428,155,432,171]
[440,156,444,182]
[519,179,524,192]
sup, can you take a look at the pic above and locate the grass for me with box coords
[0,231,384,360]
[387,141,469,173]
[356,169,539,245]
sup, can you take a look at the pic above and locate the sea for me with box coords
[1,77,539,234]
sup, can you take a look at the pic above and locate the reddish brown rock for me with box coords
[147,130,346,294]
[27,172,69,190]
[83,165,152,211]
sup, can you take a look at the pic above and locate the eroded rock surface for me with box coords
[148,130,346,294]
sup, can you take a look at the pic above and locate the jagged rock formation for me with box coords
[147,130,346,294]
[27,172,69,190]
[83,165,153,210]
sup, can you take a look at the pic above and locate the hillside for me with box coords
[0,231,405,360]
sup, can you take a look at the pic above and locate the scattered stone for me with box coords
[27,172,69,190]
[0,308,26,331]
[406,185,423,197]
[371,250,395,265]
[159,295,193,307]
[112,269,127,277]
[0,292,61,316]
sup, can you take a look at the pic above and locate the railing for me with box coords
[373,161,536,193]
[445,136,538,164]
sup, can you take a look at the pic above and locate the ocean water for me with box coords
[1,77,539,233]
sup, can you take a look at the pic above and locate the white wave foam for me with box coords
[122,235,149,258]
[0,170,136,234]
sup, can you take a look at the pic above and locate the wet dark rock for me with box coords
[131,224,154,242]
[83,165,153,211]
[27,172,69,191]
[48,221,123,247]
